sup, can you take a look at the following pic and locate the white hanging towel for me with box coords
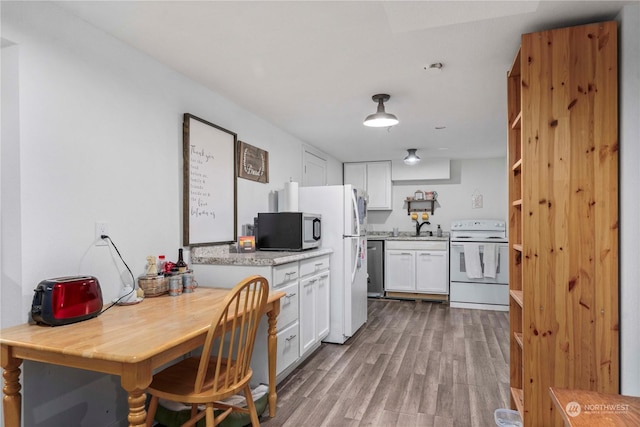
[463,243,483,279]
[483,243,498,279]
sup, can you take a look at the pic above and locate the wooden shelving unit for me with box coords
[507,44,524,421]
[405,198,436,215]
[507,21,619,426]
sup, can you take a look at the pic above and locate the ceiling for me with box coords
[55,1,631,163]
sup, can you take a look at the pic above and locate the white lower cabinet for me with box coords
[299,256,330,357]
[415,250,448,293]
[276,322,299,375]
[277,281,299,330]
[384,250,415,292]
[385,241,449,294]
[299,275,316,356]
[190,251,330,384]
[316,271,330,339]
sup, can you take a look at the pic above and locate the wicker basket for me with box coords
[138,275,169,297]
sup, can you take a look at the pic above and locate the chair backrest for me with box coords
[194,275,269,394]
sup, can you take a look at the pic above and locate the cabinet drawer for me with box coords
[276,322,299,375]
[278,282,299,329]
[273,262,299,288]
[300,255,330,277]
[386,240,448,251]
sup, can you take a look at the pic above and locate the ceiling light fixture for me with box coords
[403,149,421,165]
[363,94,399,128]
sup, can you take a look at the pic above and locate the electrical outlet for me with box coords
[95,222,109,246]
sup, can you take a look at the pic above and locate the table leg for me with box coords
[267,300,280,417]
[1,345,22,427]
[126,390,147,427]
[121,361,152,427]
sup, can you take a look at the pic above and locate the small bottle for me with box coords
[176,249,187,273]
[157,255,166,276]
[436,225,443,237]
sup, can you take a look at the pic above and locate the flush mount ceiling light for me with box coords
[403,149,421,165]
[363,94,399,128]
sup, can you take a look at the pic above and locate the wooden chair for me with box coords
[145,275,269,427]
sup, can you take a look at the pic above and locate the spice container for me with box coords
[182,273,196,293]
[168,276,183,296]
[157,255,166,275]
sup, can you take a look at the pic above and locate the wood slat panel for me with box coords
[517,21,618,426]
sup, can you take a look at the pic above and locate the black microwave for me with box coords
[256,212,321,251]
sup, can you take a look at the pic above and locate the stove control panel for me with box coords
[451,219,506,232]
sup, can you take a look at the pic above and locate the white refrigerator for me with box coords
[298,184,368,344]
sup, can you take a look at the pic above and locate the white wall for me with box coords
[618,3,640,397]
[0,2,339,426]
[367,158,508,234]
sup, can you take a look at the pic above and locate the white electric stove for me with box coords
[449,219,509,311]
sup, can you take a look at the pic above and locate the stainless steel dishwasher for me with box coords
[367,239,384,297]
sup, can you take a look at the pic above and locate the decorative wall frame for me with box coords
[183,113,237,246]
[237,140,269,183]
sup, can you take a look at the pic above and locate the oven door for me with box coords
[449,242,509,284]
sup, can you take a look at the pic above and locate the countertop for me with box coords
[367,231,450,242]
[191,245,333,266]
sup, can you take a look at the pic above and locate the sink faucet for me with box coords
[416,220,431,236]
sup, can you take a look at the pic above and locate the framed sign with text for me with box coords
[237,140,269,183]
[183,113,237,246]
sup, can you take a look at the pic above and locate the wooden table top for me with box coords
[550,387,640,427]
[0,288,284,364]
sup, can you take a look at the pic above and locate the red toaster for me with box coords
[31,276,104,326]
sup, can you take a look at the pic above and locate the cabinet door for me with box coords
[299,275,317,356]
[277,281,299,329]
[385,250,415,291]
[415,250,448,294]
[276,321,299,375]
[366,161,392,210]
[316,271,330,340]
[343,163,367,192]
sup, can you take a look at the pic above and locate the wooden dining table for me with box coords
[550,387,640,426]
[0,287,285,427]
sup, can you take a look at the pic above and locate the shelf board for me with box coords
[510,387,524,418]
[512,199,522,207]
[514,332,523,349]
[512,243,523,252]
[511,111,522,130]
[512,158,522,171]
[510,290,523,308]
[507,47,521,78]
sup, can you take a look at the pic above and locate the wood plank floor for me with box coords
[260,299,510,427]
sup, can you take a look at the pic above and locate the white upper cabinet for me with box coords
[391,158,450,181]
[343,161,392,210]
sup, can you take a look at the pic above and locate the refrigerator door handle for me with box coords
[351,238,359,285]
[350,190,361,284]
[351,189,361,238]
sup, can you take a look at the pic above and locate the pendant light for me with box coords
[403,149,421,165]
[363,94,399,127]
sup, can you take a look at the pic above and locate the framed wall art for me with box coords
[237,140,269,183]
[183,113,237,246]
